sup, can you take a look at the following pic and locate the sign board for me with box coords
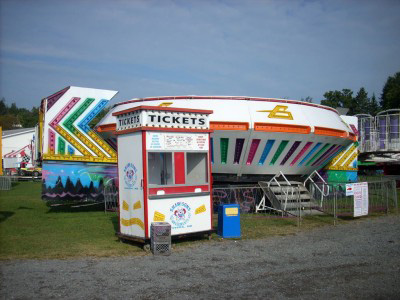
[353,182,368,217]
[147,132,208,151]
[346,183,354,196]
[115,108,210,132]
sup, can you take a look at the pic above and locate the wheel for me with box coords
[33,171,39,177]
[19,170,25,176]
[143,244,151,253]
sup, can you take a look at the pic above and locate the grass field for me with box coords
[0,181,398,260]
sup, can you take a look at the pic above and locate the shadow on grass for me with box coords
[0,211,15,223]
[46,201,105,213]
[110,214,119,232]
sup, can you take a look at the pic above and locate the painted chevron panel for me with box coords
[78,99,108,133]
[325,141,358,171]
[77,99,116,156]
[62,98,115,157]
[42,86,118,163]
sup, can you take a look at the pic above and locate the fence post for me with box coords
[394,181,399,214]
[386,181,389,215]
[334,189,337,226]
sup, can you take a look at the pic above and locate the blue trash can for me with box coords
[218,204,241,238]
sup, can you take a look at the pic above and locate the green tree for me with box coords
[0,114,20,130]
[8,103,18,115]
[381,71,400,110]
[368,93,380,116]
[0,98,7,115]
[353,87,370,115]
[321,89,354,113]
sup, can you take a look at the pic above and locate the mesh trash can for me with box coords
[150,222,172,255]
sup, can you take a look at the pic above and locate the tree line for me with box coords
[321,71,400,115]
[0,99,39,130]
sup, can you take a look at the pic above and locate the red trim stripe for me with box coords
[115,127,213,135]
[112,96,339,114]
[149,185,209,196]
[142,131,149,238]
[112,105,213,116]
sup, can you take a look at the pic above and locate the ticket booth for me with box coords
[113,106,214,243]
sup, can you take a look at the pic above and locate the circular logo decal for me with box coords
[124,163,137,189]
[170,202,192,228]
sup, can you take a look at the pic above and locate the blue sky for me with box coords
[1,0,400,109]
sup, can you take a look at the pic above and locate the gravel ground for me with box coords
[1,215,399,299]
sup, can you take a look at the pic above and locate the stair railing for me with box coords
[303,170,329,206]
[268,171,292,213]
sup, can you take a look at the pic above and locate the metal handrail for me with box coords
[304,170,329,206]
[268,172,292,212]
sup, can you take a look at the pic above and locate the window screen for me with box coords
[148,152,173,185]
[186,152,208,184]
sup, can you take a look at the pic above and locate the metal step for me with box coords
[269,185,308,193]
[283,201,319,209]
[288,209,325,216]
[275,194,312,201]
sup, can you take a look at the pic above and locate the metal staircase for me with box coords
[256,171,324,216]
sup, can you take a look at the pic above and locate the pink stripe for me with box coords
[49,129,56,152]
[290,142,312,166]
[313,144,343,166]
[49,97,80,128]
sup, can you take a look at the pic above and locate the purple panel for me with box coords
[365,119,371,140]
[379,117,386,149]
[46,87,70,110]
[390,115,399,140]
[280,141,301,166]
[233,138,245,164]
[312,144,336,166]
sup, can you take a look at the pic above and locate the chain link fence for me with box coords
[310,179,398,219]
[0,176,12,190]
[104,178,118,212]
[103,179,398,222]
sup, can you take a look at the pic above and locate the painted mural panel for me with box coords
[42,161,117,201]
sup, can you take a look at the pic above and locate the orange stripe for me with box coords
[254,123,311,134]
[314,126,348,138]
[210,121,249,131]
[348,132,357,141]
[96,123,116,132]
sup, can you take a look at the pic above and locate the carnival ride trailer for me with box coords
[97,96,355,182]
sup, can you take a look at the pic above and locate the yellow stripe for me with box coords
[195,204,206,215]
[133,200,141,210]
[120,218,144,229]
[153,211,165,221]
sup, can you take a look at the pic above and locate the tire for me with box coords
[33,171,39,177]
[19,170,25,176]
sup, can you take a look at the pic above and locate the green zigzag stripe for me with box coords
[63,98,95,134]
[58,137,66,155]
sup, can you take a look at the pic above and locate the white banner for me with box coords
[353,182,368,217]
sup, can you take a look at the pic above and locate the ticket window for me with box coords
[147,151,209,191]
